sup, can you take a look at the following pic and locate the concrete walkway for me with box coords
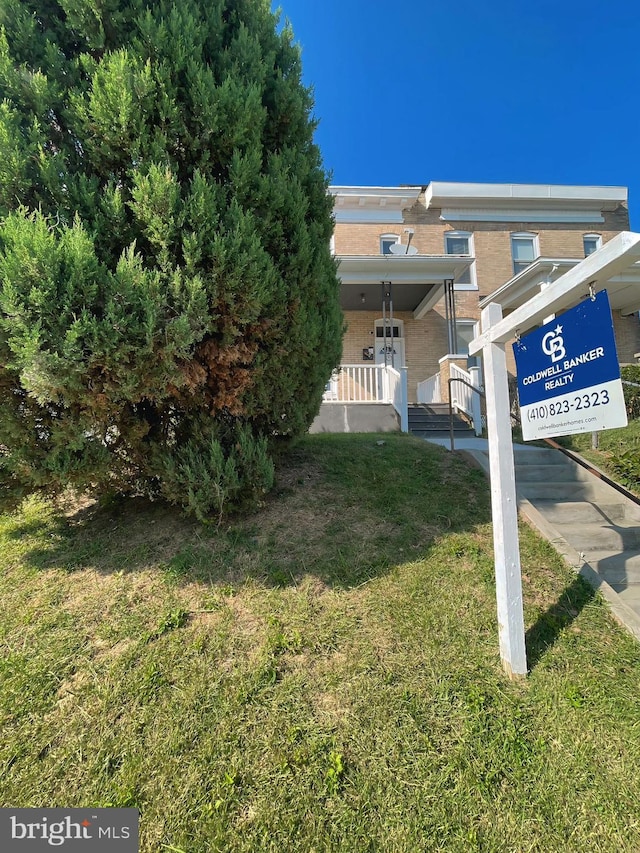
[426,436,640,642]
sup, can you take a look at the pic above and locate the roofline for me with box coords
[425,181,627,211]
[329,185,421,195]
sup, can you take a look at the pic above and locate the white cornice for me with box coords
[330,186,421,224]
[425,182,627,218]
[425,181,627,210]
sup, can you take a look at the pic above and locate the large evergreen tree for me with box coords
[0,0,342,518]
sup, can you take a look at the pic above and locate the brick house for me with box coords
[314,181,640,433]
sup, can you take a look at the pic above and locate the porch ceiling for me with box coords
[341,282,441,312]
[336,254,474,315]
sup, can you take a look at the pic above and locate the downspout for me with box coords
[403,228,414,254]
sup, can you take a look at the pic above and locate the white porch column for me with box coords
[481,302,527,678]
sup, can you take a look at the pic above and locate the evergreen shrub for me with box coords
[0,0,342,517]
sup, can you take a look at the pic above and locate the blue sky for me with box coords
[274,0,640,226]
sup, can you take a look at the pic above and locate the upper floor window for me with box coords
[511,232,539,275]
[583,234,602,256]
[380,234,400,255]
[445,230,475,286]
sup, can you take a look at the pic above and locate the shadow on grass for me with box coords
[16,435,493,592]
[20,493,433,590]
[526,574,596,670]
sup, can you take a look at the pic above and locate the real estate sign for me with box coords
[513,290,627,441]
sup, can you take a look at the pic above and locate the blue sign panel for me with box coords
[512,290,627,440]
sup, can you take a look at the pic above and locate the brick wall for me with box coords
[613,311,640,364]
[333,193,630,300]
[334,190,639,384]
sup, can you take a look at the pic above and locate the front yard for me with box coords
[1,434,639,851]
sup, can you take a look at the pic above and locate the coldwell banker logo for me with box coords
[541,324,566,363]
[1,808,138,851]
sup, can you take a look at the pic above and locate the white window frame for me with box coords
[510,232,539,276]
[380,233,400,255]
[455,318,480,367]
[583,233,602,257]
[444,230,477,290]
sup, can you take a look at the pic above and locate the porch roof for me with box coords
[480,255,640,317]
[336,254,475,317]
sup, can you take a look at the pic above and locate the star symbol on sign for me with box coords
[554,324,563,335]
[81,820,91,827]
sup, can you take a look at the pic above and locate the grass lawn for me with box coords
[1,433,640,852]
[556,419,640,498]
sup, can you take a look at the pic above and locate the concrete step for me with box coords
[412,404,451,415]
[412,432,474,442]
[515,462,593,483]
[517,480,608,501]
[579,549,640,587]
[465,441,640,638]
[409,420,472,431]
[552,522,640,551]
[408,415,461,425]
[513,448,569,465]
[528,500,628,524]
[409,408,471,430]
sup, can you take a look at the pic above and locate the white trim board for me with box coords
[440,208,605,223]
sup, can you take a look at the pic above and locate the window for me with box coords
[445,231,475,286]
[375,324,402,338]
[511,233,538,275]
[380,234,400,255]
[583,234,602,256]
[455,319,480,367]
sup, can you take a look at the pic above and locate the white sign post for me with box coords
[469,231,640,679]
[481,302,527,678]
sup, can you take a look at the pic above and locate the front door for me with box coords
[374,320,405,368]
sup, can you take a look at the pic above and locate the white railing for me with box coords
[449,363,483,436]
[323,364,408,432]
[450,363,472,413]
[323,364,387,403]
[417,372,441,404]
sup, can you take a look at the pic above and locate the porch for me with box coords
[311,361,484,437]
[315,250,484,435]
